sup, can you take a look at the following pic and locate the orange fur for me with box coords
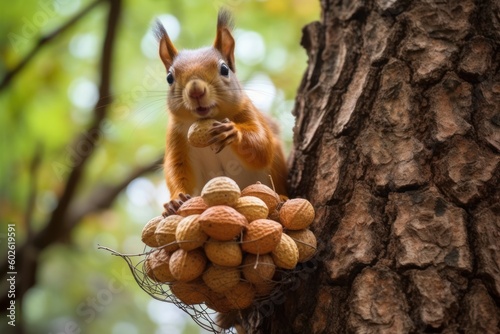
[231,101,288,195]
[163,118,196,199]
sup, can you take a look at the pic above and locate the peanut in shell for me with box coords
[242,254,275,284]
[271,233,299,269]
[177,196,208,217]
[201,176,241,207]
[169,248,207,282]
[286,229,317,262]
[155,215,183,252]
[224,282,255,310]
[199,205,247,241]
[204,238,242,267]
[144,258,154,280]
[202,266,241,293]
[141,216,164,247]
[144,249,176,283]
[279,198,315,230]
[187,118,215,148]
[241,219,282,255]
[234,196,269,222]
[241,183,280,212]
[205,290,234,313]
[170,280,210,305]
[175,214,208,251]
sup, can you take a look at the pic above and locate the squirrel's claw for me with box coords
[162,193,191,216]
[178,193,191,202]
[162,201,180,217]
[208,120,234,137]
[212,135,236,153]
[207,119,237,153]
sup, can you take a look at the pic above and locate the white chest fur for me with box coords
[187,145,271,195]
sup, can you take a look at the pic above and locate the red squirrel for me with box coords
[156,9,288,215]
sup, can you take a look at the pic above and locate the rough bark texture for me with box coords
[243,0,500,333]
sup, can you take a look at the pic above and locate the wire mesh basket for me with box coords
[99,237,317,334]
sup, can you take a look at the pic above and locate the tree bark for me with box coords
[244,0,500,333]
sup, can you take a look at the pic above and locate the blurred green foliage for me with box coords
[0,0,319,333]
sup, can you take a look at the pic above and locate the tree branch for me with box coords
[65,157,164,230]
[24,143,43,238]
[0,156,161,311]
[34,0,122,252]
[0,0,105,91]
[0,0,123,313]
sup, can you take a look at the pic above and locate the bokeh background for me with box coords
[1,0,319,333]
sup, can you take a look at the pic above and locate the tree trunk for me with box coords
[244,0,500,333]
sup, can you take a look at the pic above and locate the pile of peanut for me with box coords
[141,176,317,313]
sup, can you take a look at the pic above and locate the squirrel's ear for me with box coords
[154,20,178,69]
[214,9,235,72]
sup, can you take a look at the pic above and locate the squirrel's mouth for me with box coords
[195,105,214,117]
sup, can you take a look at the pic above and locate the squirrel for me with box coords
[155,9,288,216]
[154,9,288,331]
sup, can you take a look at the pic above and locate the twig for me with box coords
[97,245,154,257]
[0,0,105,91]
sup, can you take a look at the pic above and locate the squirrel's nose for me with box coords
[188,80,206,99]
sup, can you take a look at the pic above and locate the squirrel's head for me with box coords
[155,9,242,121]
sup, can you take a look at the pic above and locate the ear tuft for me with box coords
[154,19,178,69]
[214,8,236,72]
[154,19,168,42]
[217,8,235,31]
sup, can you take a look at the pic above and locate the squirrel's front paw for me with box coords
[208,118,238,153]
[162,193,191,216]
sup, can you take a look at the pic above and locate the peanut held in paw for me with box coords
[188,118,216,148]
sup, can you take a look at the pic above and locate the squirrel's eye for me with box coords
[220,63,230,77]
[166,72,174,85]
